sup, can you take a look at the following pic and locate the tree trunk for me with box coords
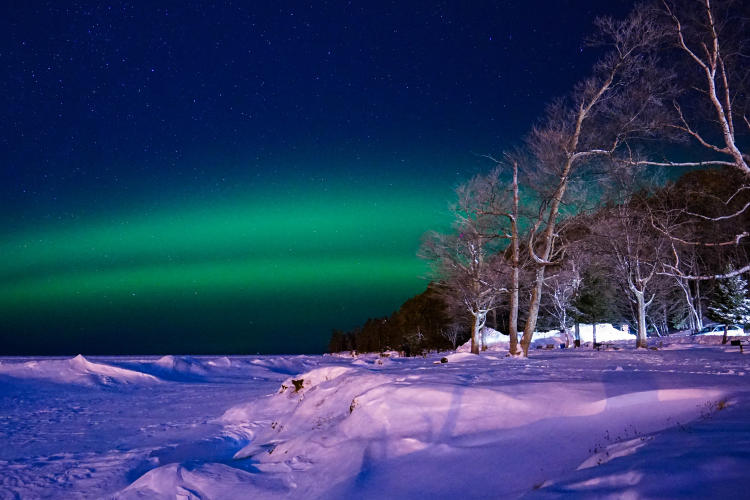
[520,171,572,356]
[722,324,728,345]
[575,322,581,347]
[470,312,486,355]
[680,277,699,333]
[508,265,520,355]
[521,268,545,356]
[635,291,648,348]
[508,160,521,357]
[592,322,597,348]
[696,280,703,330]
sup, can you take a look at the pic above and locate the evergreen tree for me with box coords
[571,266,617,347]
[707,268,750,343]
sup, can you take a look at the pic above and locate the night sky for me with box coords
[1,1,637,354]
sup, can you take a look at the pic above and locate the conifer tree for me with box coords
[571,267,617,347]
[707,268,750,343]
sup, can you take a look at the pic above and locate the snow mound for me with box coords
[444,352,481,363]
[278,365,354,394]
[248,356,317,375]
[154,355,209,376]
[571,323,636,343]
[457,326,509,352]
[219,360,729,499]
[113,462,286,499]
[221,366,390,459]
[207,356,232,367]
[0,355,160,386]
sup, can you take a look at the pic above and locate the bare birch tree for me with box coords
[634,0,750,279]
[598,199,667,347]
[638,0,750,175]
[421,170,511,354]
[517,9,670,356]
[543,260,582,348]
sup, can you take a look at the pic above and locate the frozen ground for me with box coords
[0,333,749,499]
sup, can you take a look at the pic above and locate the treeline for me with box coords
[331,0,750,356]
[419,0,750,356]
[328,285,467,355]
[330,164,750,355]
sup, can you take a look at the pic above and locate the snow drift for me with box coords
[458,324,637,352]
[0,354,160,386]
[217,356,726,498]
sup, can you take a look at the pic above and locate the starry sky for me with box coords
[1,1,637,355]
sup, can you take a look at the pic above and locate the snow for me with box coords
[0,339,749,499]
[0,354,160,386]
[456,324,637,353]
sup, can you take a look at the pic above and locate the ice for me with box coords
[0,341,749,499]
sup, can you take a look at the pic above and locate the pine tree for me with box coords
[707,268,750,343]
[571,267,617,347]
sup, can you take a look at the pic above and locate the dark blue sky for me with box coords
[1,1,638,354]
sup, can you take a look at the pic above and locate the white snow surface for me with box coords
[0,354,160,386]
[457,324,636,353]
[0,339,749,499]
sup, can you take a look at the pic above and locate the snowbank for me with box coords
[456,326,509,352]
[115,462,282,500]
[154,355,209,376]
[247,356,318,375]
[0,354,160,386]
[572,323,636,343]
[457,324,637,353]
[216,357,728,498]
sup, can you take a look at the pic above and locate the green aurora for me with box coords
[0,180,451,354]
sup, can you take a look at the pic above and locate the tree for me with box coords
[518,8,669,356]
[647,0,750,176]
[572,266,618,347]
[670,246,706,332]
[707,266,750,343]
[328,329,348,353]
[542,260,581,348]
[421,170,510,354]
[599,194,667,348]
[480,154,524,355]
[635,0,750,279]
[440,324,464,350]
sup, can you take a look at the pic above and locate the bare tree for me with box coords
[631,0,750,278]
[594,164,672,347]
[543,260,581,348]
[479,154,524,355]
[518,9,669,356]
[608,202,666,347]
[636,0,750,175]
[440,324,463,350]
[648,166,750,282]
[670,246,706,331]
[421,170,510,354]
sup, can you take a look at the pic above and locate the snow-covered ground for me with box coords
[1,333,749,499]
